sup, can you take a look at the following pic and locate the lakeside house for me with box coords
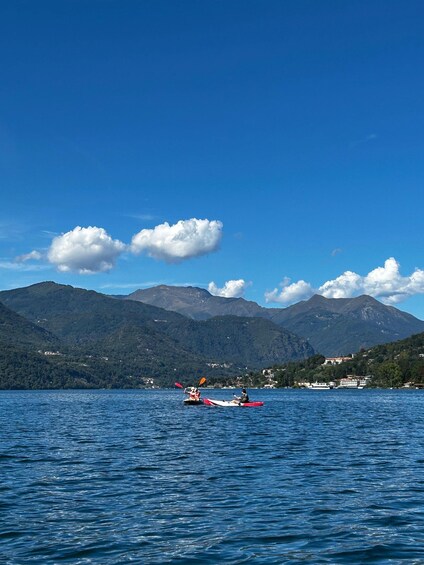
[338,376,371,388]
[323,356,353,365]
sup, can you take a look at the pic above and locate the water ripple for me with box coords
[1,389,424,563]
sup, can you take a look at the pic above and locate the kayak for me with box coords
[184,398,204,405]
[203,398,264,408]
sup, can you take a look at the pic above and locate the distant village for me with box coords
[259,356,370,390]
[37,351,423,390]
[257,354,424,390]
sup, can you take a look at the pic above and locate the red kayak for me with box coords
[203,398,264,408]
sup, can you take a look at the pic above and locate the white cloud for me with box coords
[319,258,423,304]
[0,260,49,272]
[15,250,42,263]
[47,226,126,274]
[208,279,250,298]
[319,271,362,298]
[361,257,424,304]
[265,258,424,306]
[265,278,314,305]
[131,218,223,263]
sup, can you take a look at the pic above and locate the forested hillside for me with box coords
[245,332,424,388]
[0,282,312,389]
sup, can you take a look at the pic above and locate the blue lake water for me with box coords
[1,389,424,564]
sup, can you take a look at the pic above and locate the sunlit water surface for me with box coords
[1,389,424,564]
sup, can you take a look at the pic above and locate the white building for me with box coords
[323,356,352,365]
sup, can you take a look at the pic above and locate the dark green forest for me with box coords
[0,282,310,389]
[242,333,424,389]
[1,282,424,390]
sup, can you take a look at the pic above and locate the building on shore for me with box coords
[338,376,371,389]
[323,356,353,366]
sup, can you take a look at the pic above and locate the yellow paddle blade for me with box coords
[199,377,206,386]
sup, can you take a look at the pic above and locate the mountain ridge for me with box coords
[127,285,265,320]
[0,282,313,388]
[125,285,424,355]
[1,280,424,389]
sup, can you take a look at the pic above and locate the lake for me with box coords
[1,388,424,564]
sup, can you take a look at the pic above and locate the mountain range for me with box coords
[127,285,424,355]
[0,282,313,388]
[1,281,423,389]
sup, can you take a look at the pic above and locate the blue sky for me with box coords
[1,0,424,318]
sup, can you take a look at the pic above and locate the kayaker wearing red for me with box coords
[188,387,200,401]
[235,388,249,403]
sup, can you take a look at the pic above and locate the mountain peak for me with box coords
[306,294,329,304]
[126,284,263,320]
[125,284,424,356]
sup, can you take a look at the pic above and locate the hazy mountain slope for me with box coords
[270,295,424,355]
[125,285,424,356]
[162,315,314,366]
[127,285,266,320]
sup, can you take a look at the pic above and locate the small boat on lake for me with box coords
[183,398,204,406]
[203,398,264,407]
[307,382,331,390]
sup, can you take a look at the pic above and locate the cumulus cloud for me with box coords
[319,271,363,299]
[360,258,424,304]
[47,226,126,274]
[131,218,223,263]
[265,278,314,305]
[208,279,250,298]
[15,218,223,275]
[319,258,424,304]
[266,258,424,306]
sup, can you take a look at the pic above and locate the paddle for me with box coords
[175,377,206,389]
[176,378,206,404]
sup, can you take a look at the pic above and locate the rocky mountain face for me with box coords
[268,294,424,355]
[128,285,265,320]
[126,286,424,356]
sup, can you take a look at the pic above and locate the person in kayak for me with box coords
[234,388,249,404]
[188,387,201,401]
